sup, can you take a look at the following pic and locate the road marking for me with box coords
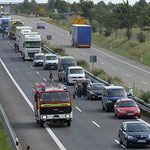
[0,58,67,150]
[31,66,33,69]
[92,47,150,75]
[101,62,104,65]
[92,121,100,128]
[113,67,117,70]
[8,41,9,43]
[125,74,131,77]
[75,107,82,112]
[13,47,15,49]
[36,71,39,75]
[26,61,28,63]
[114,139,119,144]
[10,44,12,46]
[141,81,148,85]
[43,78,47,81]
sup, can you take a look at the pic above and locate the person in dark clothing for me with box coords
[77,80,82,97]
[2,30,4,38]
[49,71,54,84]
[26,145,31,150]
[82,80,88,97]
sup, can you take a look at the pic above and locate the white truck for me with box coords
[15,26,32,52]
[19,32,42,60]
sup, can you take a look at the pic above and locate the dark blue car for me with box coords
[119,121,150,148]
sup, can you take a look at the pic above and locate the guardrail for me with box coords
[0,103,21,150]
[42,45,150,114]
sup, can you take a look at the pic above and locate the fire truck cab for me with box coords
[33,82,72,127]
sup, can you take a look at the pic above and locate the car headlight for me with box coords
[42,115,47,119]
[134,109,140,112]
[128,135,134,139]
[65,114,70,120]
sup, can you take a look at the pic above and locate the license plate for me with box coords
[138,140,146,143]
[98,95,101,97]
[127,113,134,115]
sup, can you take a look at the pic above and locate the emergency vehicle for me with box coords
[33,82,72,127]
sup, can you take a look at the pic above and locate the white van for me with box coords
[65,66,86,84]
[43,53,58,70]
[33,53,44,66]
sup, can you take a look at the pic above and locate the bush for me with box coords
[137,32,146,43]
[92,69,106,76]
[107,76,113,84]
[140,91,150,103]
[104,27,112,37]
[77,60,89,67]
[53,48,66,56]
[91,20,99,33]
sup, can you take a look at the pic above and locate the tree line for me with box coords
[12,0,150,42]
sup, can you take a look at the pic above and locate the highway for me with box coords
[12,15,150,92]
[0,30,150,149]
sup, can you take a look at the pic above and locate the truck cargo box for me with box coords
[72,24,91,48]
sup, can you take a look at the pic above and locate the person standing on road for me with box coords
[77,80,82,97]
[2,30,4,38]
[26,145,31,150]
[82,80,88,97]
[49,71,54,84]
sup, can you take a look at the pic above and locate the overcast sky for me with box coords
[0,0,150,5]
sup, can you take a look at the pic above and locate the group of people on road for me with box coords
[76,80,88,98]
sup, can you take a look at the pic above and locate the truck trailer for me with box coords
[19,32,41,60]
[71,24,92,48]
[15,26,32,51]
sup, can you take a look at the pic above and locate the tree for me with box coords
[114,1,135,40]
[48,0,55,10]
[134,0,148,8]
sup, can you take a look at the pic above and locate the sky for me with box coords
[0,0,150,5]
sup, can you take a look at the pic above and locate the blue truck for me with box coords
[0,18,10,33]
[71,24,92,48]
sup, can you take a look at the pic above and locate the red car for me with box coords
[114,99,141,119]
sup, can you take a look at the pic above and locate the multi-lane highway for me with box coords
[12,15,150,92]
[0,22,150,150]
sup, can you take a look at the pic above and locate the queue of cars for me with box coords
[10,18,149,148]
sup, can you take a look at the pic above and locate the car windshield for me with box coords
[127,123,150,132]
[70,68,83,74]
[46,56,57,60]
[41,91,70,103]
[62,58,76,64]
[119,101,137,107]
[61,63,76,70]
[92,84,103,90]
[35,55,43,60]
[107,89,126,97]
[25,41,41,48]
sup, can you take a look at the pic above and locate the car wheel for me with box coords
[67,120,71,127]
[115,112,117,117]
[124,139,129,148]
[36,119,39,124]
[118,135,123,145]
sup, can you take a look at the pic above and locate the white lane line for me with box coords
[75,107,82,112]
[113,68,117,70]
[26,61,28,63]
[36,71,39,75]
[8,41,9,43]
[141,81,148,85]
[13,47,15,49]
[31,66,33,69]
[92,47,150,74]
[10,44,12,46]
[101,62,104,65]
[92,121,100,128]
[43,78,47,81]
[0,58,66,150]
[114,139,119,144]
[125,74,131,77]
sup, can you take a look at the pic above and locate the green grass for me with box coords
[0,121,12,150]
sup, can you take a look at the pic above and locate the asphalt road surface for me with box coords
[0,32,150,149]
[12,15,150,92]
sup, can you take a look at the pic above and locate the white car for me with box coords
[33,53,44,66]
[43,53,58,70]
[65,66,86,84]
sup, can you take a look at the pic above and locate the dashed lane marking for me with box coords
[101,62,104,65]
[141,81,148,85]
[75,107,82,112]
[114,139,119,144]
[113,68,117,70]
[92,121,100,128]
[125,74,131,77]
[31,66,33,69]
[36,71,39,75]
[43,78,47,81]
[0,58,67,150]
[114,140,125,149]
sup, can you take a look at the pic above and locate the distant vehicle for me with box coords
[71,24,91,48]
[114,99,141,119]
[0,18,10,32]
[58,56,77,82]
[87,83,105,100]
[33,53,44,66]
[118,121,150,148]
[19,32,41,60]
[33,82,72,127]
[74,78,92,95]
[36,21,45,29]
[65,66,86,84]
[102,86,128,112]
[43,53,58,70]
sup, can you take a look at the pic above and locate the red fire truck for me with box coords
[33,82,72,127]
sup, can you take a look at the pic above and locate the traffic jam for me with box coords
[1,12,150,149]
